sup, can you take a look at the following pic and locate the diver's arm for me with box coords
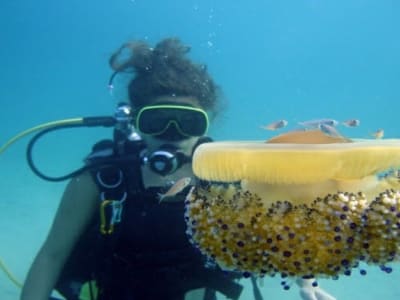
[20,172,98,300]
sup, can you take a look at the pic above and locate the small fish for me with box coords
[260,119,288,130]
[158,177,192,203]
[319,123,342,138]
[298,118,338,129]
[371,129,384,139]
[342,119,360,127]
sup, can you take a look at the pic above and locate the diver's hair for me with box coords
[109,38,221,117]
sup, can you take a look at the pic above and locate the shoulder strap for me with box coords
[85,138,145,236]
[86,138,146,192]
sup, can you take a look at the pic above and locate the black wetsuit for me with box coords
[96,187,242,300]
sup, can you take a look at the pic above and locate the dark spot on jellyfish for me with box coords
[221,247,227,252]
[342,205,349,211]
[288,232,295,239]
[347,237,354,244]
[360,269,367,275]
[222,239,227,244]
[390,206,396,212]
[266,238,273,244]
[349,222,357,229]
[217,218,222,223]
[276,234,283,241]
[340,214,347,220]
[281,273,288,278]
[283,251,292,257]
[381,266,393,273]
[334,235,342,242]
[283,285,290,290]
[396,212,400,218]
[232,252,239,258]
[341,259,349,266]
[271,246,279,252]
[312,281,318,287]
[237,241,245,248]
[191,220,197,225]
[243,271,251,278]
[293,261,301,267]
[304,257,311,263]
[344,270,351,276]
[221,224,229,230]
[303,249,310,255]
[237,222,245,228]
[362,243,370,249]
[242,257,248,262]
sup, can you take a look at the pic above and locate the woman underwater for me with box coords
[20,38,336,300]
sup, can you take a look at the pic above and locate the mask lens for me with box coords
[136,105,208,136]
[177,110,208,136]
[137,108,170,134]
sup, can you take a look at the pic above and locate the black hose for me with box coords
[26,124,92,181]
[26,117,116,182]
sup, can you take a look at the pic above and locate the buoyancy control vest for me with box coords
[55,137,248,300]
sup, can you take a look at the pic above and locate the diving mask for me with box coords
[135,104,209,138]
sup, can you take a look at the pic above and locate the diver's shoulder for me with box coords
[64,171,100,199]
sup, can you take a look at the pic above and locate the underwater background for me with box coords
[0,0,399,299]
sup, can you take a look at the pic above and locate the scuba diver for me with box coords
[16,38,337,300]
[20,37,245,300]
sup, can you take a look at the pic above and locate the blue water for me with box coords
[1,0,399,299]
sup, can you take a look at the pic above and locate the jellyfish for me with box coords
[185,130,400,282]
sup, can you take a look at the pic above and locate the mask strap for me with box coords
[191,136,213,156]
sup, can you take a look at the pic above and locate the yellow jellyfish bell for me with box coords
[185,130,400,281]
[192,130,400,205]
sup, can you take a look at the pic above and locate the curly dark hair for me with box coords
[109,38,221,118]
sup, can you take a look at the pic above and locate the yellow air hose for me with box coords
[0,118,84,155]
[0,258,22,288]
